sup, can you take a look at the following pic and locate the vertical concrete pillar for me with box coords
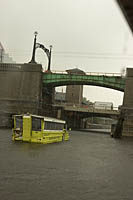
[122,68,133,136]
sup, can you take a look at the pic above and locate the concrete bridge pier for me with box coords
[0,63,42,127]
[122,68,133,136]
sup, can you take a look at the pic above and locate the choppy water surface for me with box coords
[1,129,133,200]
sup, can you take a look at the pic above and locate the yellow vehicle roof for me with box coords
[13,114,66,124]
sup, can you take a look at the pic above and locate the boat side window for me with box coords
[16,116,23,129]
[44,121,48,130]
[56,123,64,130]
[44,121,64,130]
[32,117,41,131]
[44,122,54,130]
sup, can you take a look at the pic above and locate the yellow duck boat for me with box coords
[12,114,70,144]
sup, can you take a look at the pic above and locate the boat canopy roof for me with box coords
[13,114,66,124]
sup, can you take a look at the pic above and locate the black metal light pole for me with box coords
[47,45,52,71]
[29,32,53,71]
[29,31,38,63]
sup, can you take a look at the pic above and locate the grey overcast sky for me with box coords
[1,0,133,106]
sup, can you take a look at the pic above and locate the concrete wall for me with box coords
[0,63,42,101]
[0,63,42,127]
[122,68,133,136]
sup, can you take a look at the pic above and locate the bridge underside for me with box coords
[53,105,119,129]
[116,0,133,33]
[64,112,117,130]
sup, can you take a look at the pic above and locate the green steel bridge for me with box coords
[42,71,125,92]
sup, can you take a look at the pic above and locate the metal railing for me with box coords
[43,70,123,77]
[53,102,119,112]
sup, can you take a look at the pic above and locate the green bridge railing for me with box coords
[42,71,125,92]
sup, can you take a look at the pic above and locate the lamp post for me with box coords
[29,32,53,71]
[47,45,52,71]
[29,31,38,63]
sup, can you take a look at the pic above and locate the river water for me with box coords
[1,129,133,200]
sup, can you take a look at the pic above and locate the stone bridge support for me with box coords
[122,68,133,136]
[0,63,42,127]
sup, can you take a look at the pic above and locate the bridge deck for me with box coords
[53,104,120,119]
[43,72,125,91]
[63,105,119,115]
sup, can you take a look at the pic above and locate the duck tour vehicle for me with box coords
[12,114,70,144]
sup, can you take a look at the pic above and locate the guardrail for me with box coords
[53,103,119,111]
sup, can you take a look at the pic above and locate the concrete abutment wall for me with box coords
[0,63,42,127]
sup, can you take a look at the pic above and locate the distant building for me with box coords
[54,68,87,105]
[0,42,15,63]
[66,68,85,105]
[94,101,113,110]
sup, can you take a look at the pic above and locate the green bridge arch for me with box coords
[42,72,125,92]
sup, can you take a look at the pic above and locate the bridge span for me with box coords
[62,105,120,118]
[43,71,125,92]
[53,104,119,129]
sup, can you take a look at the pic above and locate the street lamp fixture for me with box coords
[29,31,38,64]
[34,31,38,37]
[48,45,53,71]
[29,32,53,71]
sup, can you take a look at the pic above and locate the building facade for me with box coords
[66,68,85,105]
[0,42,15,63]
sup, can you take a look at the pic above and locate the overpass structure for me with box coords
[53,104,119,129]
[63,105,119,118]
[43,71,122,129]
[43,71,125,92]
